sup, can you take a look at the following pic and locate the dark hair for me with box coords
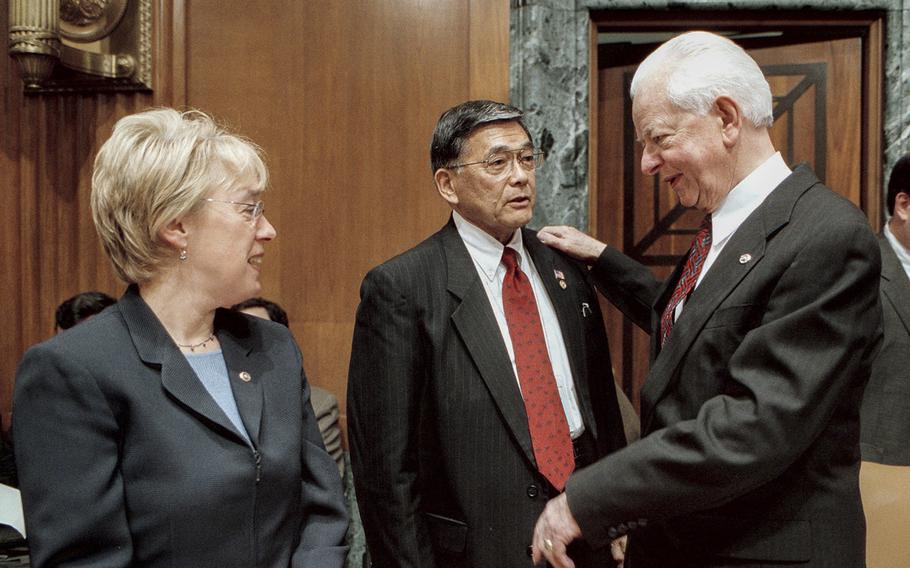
[430,100,531,172]
[887,154,910,216]
[231,297,289,328]
[55,291,117,331]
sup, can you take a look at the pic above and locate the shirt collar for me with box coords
[711,152,792,245]
[884,222,910,275]
[452,211,524,281]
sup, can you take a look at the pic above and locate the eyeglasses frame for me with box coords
[448,149,545,176]
[203,198,265,223]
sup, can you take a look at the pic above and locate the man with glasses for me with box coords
[347,100,628,567]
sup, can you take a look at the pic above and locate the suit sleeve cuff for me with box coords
[566,466,646,549]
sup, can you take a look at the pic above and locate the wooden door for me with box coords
[595,38,863,409]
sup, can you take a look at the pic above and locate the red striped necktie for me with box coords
[501,247,574,490]
[660,215,713,347]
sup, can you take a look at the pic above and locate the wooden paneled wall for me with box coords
[1,0,509,433]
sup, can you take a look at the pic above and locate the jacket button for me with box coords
[526,484,539,498]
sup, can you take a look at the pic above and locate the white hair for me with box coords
[630,31,774,128]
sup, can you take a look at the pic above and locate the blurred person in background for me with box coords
[3,290,117,491]
[860,153,910,464]
[232,296,345,475]
[53,291,116,332]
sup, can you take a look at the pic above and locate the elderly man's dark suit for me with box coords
[860,233,910,465]
[565,166,882,567]
[347,219,627,567]
[13,286,348,567]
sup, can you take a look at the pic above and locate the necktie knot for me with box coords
[501,247,520,272]
[697,214,713,248]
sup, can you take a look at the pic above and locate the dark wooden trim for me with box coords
[588,16,600,233]
[153,0,187,107]
[863,17,884,229]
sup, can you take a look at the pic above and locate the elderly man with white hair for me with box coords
[532,31,881,568]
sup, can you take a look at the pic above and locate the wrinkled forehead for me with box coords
[631,87,670,135]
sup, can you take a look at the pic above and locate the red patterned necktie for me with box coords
[501,247,574,490]
[660,215,713,347]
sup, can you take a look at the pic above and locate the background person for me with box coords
[3,290,118,492]
[13,108,347,567]
[53,291,116,332]
[2,291,117,513]
[347,100,627,567]
[860,153,910,464]
[857,153,910,566]
[533,31,881,568]
[232,296,345,475]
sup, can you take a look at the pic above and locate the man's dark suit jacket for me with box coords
[565,166,882,567]
[13,285,348,567]
[347,219,627,567]
[860,233,910,465]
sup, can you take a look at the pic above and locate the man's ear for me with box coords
[159,218,189,251]
[434,168,459,207]
[715,95,743,148]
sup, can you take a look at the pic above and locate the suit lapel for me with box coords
[442,221,537,467]
[217,310,264,445]
[879,235,910,335]
[118,285,253,445]
[523,229,600,436]
[640,166,818,431]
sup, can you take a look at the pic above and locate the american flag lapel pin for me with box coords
[554,269,567,289]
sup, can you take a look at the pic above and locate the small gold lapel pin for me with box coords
[239,371,252,382]
[738,253,752,264]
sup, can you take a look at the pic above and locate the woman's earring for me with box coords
[179,249,188,261]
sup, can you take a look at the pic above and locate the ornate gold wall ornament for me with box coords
[7,0,152,94]
[8,0,61,88]
[60,0,128,42]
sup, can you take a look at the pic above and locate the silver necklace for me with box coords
[177,333,215,352]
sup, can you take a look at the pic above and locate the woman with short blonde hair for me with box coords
[13,108,348,567]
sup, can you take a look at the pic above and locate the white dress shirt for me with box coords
[453,211,585,438]
[675,152,792,319]
[884,222,910,281]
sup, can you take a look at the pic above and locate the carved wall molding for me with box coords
[8,0,152,94]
